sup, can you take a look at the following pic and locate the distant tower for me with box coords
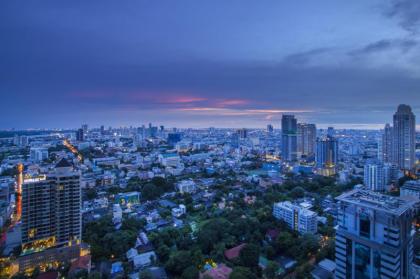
[76,128,84,141]
[392,104,415,170]
[381,123,393,163]
[267,124,274,133]
[281,115,298,161]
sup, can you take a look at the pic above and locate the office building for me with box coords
[267,124,274,133]
[281,115,298,161]
[238,128,248,139]
[273,201,318,234]
[335,189,418,279]
[316,135,338,176]
[76,128,84,142]
[381,123,393,163]
[82,124,88,136]
[19,159,85,272]
[364,161,386,192]
[297,123,316,158]
[392,104,415,170]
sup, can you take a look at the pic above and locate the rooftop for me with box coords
[336,189,419,216]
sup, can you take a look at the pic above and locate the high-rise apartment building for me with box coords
[273,201,318,234]
[316,135,338,176]
[335,189,417,279]
[297,123,316,158]
[392,104,415,170]
[381,123,393,163]
[19,159,85,272]
[281,115,298,161]
[364,161,386,192]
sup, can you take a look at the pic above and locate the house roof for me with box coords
[200,263,232,279]
[55,158,72,168]
[36,271,59,279]
[69,255,91,274]
[224,243,246,260]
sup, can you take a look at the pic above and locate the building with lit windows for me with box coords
[335,189,418,279]
[316,135,338,176]
[273,201,317,234]
[18,158,86,272]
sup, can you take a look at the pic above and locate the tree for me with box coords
[229,267,256,279]
[289,186,305,199]
[181,266,199,279]
[139,270,153,279]
[239,244,260,268]
[165,250,193,276]
[141,183,161,201]
[264,261,279,279]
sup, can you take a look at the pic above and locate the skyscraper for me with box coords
[364,161,385,192]
[381,123,393,163]
[281,115,297,161]
[335,189,417,279]
[297,123,316,158]
[316,135,338,176]
[392,104,416,170]
[19,159,85,272]
[267,124,274,133]
[76,128,84,141]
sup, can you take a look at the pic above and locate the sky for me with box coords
[1,0,420,129]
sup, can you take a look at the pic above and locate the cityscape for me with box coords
[2,1,420,279]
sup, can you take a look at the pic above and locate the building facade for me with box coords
[335,189,417,279]
[381,123,393,163]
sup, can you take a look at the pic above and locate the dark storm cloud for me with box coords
[385,0,420,33]
[1,0,420,128]
[349,38,418,56]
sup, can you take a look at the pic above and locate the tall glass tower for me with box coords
[392,104,416,170]
[281,115,297,161]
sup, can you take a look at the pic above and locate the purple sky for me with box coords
[1,0,420,129]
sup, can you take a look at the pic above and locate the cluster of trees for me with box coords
[83,216,145,261]
[147,189,328,279]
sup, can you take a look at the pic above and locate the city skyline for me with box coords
[2,1,420,129]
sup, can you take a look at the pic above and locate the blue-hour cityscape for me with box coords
[1,1,420,279]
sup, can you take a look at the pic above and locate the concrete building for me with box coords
[335,189,418,279]
[273,201,318,234]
